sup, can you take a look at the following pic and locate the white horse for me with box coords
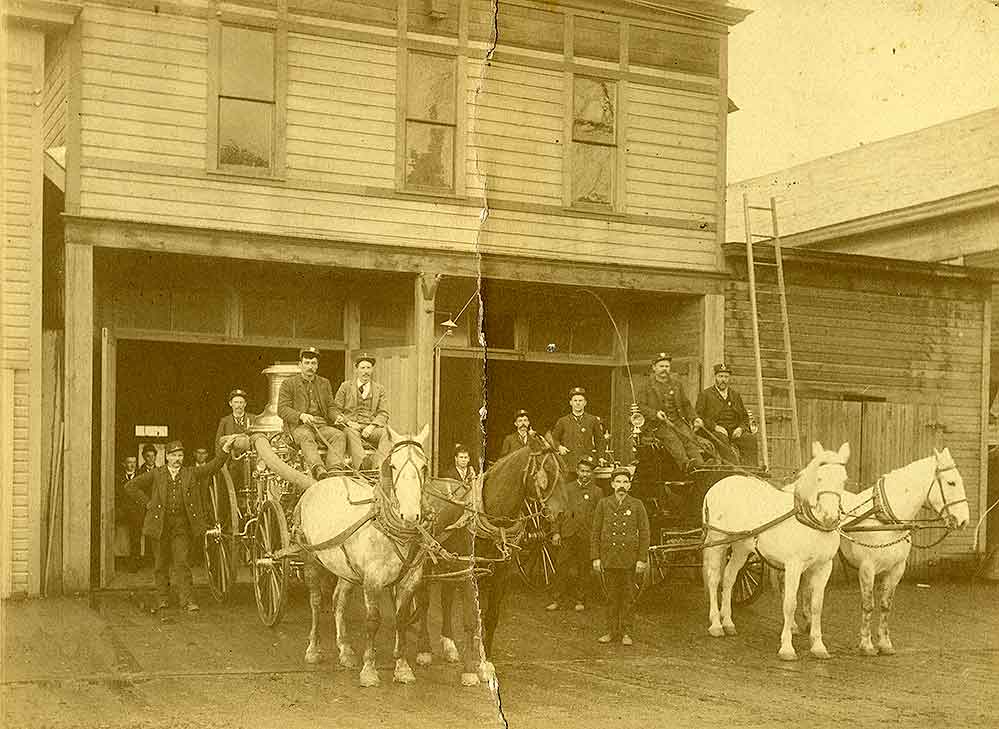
[702,441,850,660]
[298,424,430,687]
[833,448,969,655]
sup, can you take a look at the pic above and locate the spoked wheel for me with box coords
[515,497,558,590]
[204,471,239,603]
[252,499,290,626]
[732,551,768,606]
[635,549,668,599]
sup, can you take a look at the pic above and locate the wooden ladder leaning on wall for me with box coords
[742,195,801,475]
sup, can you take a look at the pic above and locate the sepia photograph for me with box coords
[1,1,997,727]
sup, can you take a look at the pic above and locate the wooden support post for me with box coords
[701,294,725,388]
[415,273,441,438]
[62,242,93,592]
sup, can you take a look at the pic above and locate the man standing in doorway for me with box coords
[696,363,757,467]
[332,352,391,469]
[116,455,143,573]
[551,386,606,478]
[636,352,705,472]
[278,347,345,480]
[193,448,211,466]
[500,409,532,457]
[216,387,254,449]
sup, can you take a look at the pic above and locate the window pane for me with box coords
[407,53,456,123]
[361,302,410,348]
[221,26,274,100]
[405,121,454,189]
[573,77,616,145]
[219,98,272,168]
[573,142,613,207]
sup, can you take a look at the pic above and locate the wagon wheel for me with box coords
[203,470,239,603]
[252,499,290,626]
[515,497,558,590]
[732,551,768,606]
[635,548,668,599]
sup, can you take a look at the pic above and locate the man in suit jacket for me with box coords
[696,363,757,466]
[277,347,346,479]
[440,443,477,490]
[332,352,391,469]
[215,388,255,449]
[636,352,705,472]
[500,410,532,457]
[115,455,143,572]
[126,439,232,611]
[547,456,603,612]
[551,387,606,477]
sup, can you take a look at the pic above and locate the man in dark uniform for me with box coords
[115,455,143,573]
[547,456,603,612]
[500,410,532,457]
[277,347,345,479]
[636,352,705,472]
[440,443,477,488]
[215,387,254,450]
[139,444,158,476]
[696,363,757,466]
[193,448,211,466]
[126,438,232,612]
[551,387,606,479]
[331,352,391,469]
[591,466,649,646]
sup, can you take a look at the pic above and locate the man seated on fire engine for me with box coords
[330,352,392,470]
[695,363,758,467]
[635,352,706,473]
[277,347,346,480]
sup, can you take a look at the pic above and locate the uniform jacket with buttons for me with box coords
[215,412,257,451]
[125,452,229,540]
[278,373,338,430]
[696,386,750,433]
[500,430,530,457]
[551,412,606,471]
[590,494,650,569]
[556,478,604,540]
[637,374,695,424]
[333,380,389,428]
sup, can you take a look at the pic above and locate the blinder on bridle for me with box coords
[523,444,562,515]
[928,459,967,527]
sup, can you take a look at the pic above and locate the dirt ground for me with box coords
[3,574,997,729]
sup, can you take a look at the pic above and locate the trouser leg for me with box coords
[605,569,625,637]
[552,541,573,601]
[153,527,173,602]
[171,527,193,605]
[657,427,692,471]
[292,425,323,471]
[675,424,704,465]
[620,570,637,636]
[736,433,759,467]
[316,425,345,468]
[369,427,391,468]
[344,428,366,468]
[566,536,588,603]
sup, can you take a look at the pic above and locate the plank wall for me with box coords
[76,2,725,273]
[724,258,987,565]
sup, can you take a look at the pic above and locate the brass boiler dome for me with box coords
[249,362,301,434]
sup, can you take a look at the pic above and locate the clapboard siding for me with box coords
[286,33,396,188]
[42,33,67,149]
[466,60,563,205]
[626,82,720,222]
[11,371,30,593]
[80,7,207,166]
[723,264,985,563]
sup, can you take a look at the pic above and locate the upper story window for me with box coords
[211,24,284,175]
[404,51,457,192]
[572,76,617,209]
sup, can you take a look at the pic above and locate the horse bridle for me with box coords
[523,449,562,515]
[382,439,428,503]
[872,457,966,528]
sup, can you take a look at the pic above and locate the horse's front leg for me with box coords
[414,584,433,667]
[806,559,834,659]
[304,559,325,664]
[392,572,421,684]
[359,584,382,687]
[479,569,508,683]
[779,561,803,660]
[856,560,877,656]
[333,580,358,669]
[439,581,460,663]
[875,559,906,655]
[702,542,726,637]
[719,543,750,636]
[460,578,484,686]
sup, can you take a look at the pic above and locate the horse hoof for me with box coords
[304,647,324,665]
[810,648,831,660]
[441,637,460,663]
[722,624,737,636]
[858,644,877,657]
[415,651,433,667]
[339,651,359,670]
[708,625,725,638]
[877,643,896,656]
[778,649,798,661]
[461,672,480,687]
[478,661,496,683]
[359,665,380,687]
[393,664,416,684]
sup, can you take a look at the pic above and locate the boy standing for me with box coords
[590,467,649,646]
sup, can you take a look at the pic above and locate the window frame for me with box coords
[397,46,465,197]
[207,19,287,179]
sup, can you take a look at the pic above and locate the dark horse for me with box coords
[413,432,567,686]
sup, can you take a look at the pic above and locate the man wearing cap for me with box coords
[500,410,532,457]
[216,388,255,449]
[551,387,606,478]
[125,438,234,612]
[696,363,757,466]
[331,352,391,469]
[636,353,705,472]
[547,455,603,613]
[278,347,345,480]
[590,466,649,646]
